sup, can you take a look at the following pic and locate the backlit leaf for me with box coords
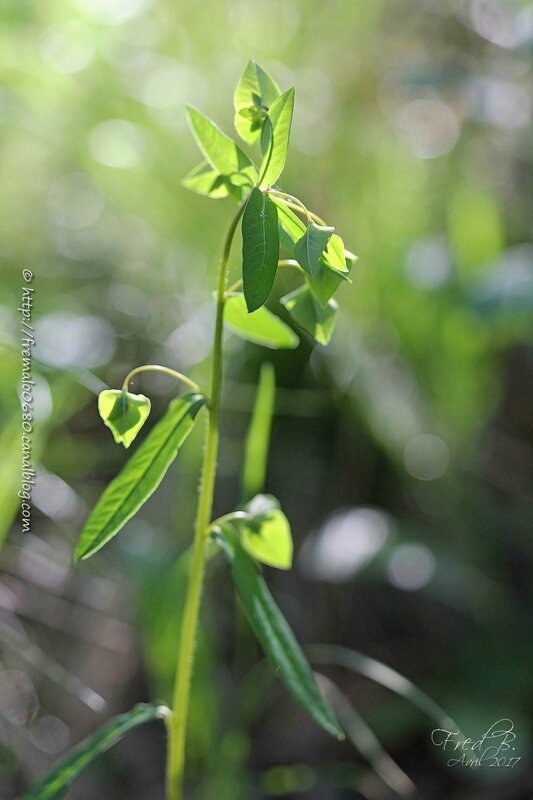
[224,293,298,349]
[98,390,151,449]
[323,234,349,273]
[238,493,293,570]
[186,106,257,185]
[75,393,205,561]
[242,187,280,312]
[234,60,280,144]
[182,160,241,200]
[259,88,295,188]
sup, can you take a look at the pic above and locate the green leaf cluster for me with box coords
[184,60,356,343]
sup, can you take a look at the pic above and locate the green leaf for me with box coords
[308,238,355,307]
[239,494,293,570]
[242,187,280,312]
[234,60,280,144]
[272,197,306,253]
[21,703,169,800]
[186,106,257,185]
[215,527,343,739]
[281,285,338,345]
[98,390,151,449]
[293,221,335,276]
[75,393,205,561]
[273,196,353,276]
[224,293,298,349]
[242,363,276,500]
[259,88,295,188]
[307,263,349,307]
[182,160,241,200]
[322,233,349,274]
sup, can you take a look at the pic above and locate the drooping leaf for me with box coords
[238,493,293,570]
[21,703,169,800]
[186,106,257,185]
[224,293,298,349]
[75,393,205,561]
[215,526,343,739]
[307,262,350,307]
[98,390,151,449]
[242,363,276,500]
[323,234,349,273]
[308,239,355,307]
[281,285,338,345]
[259,88,295,188]
[234,60,280,144]
[293,221,335,276]
[182,160,241,200]
[242,187,280,312]
[272,197,354,275]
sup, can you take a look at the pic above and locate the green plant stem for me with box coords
[122,365,200,393]
[166,201,246,800]
[268,189,327,226]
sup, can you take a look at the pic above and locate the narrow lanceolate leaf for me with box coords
[186,106,257,185]
[75,393,205,561]
[242,187,280,312]
[293,221,335,276]
[242,363,276,500]
[98,390,151,449]
[259,88,295,188]
[281,285,338,345]
[215,527,343,739]
[238,493,293,570]
[224,293,298,350]
[21,703,169,800]
[182,160,241,200]
[234,60,280,144]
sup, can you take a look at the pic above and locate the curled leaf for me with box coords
[98,390,151,448]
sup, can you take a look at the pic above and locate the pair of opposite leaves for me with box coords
[98,390,292,570]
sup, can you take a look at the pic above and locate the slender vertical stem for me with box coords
[166,201,246,800]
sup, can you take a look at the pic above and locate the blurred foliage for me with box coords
[1,0,532,798]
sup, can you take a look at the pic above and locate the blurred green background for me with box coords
[1,0,532,798]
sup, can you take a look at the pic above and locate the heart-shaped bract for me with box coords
[98,390,151,448]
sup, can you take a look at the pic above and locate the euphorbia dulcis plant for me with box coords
[30,61,451,800]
